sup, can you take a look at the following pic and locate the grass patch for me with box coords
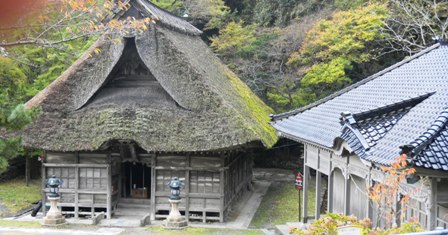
[249,180,316,229]
[0,220,42,228]
[147,226,264,235]
[0,178,41,216]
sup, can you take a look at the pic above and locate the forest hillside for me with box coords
[0,0,447,171]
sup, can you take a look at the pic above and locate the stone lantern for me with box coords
[168,177,184,200]
[42,175,66,226]
[47,175,63,197]
[164,177,188,229]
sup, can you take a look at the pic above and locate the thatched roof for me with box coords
[22,0,277,152]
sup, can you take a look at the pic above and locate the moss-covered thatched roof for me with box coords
[22,0,277,152]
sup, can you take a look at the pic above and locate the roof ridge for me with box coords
[352,92,434,120]
[410,108,448,156]
[135,0,202,36]
[338,93,434,163]
[271,43,442,121]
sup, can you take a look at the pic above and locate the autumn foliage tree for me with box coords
[368,154,419,228]
[290,155,423,234]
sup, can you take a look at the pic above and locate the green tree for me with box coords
[0,57,38,172]
[151,0,229,29]
[280,4,388,109]
[210,21,257,55]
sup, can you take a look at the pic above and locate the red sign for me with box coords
[295,172,303,190]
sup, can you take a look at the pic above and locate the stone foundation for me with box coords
[163,199,187,229]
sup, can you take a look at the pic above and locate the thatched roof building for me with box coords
[23,0,277,223]
[23,0,277,153]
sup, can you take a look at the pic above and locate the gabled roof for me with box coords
[117,0,202,36]
[338,93,432,164]
[409,109,448,170]
[271,42,448,170]
[22,0,277,152]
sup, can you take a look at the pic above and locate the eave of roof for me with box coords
[22,23,277,152]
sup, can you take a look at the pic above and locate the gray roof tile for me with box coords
[271,43,448,170]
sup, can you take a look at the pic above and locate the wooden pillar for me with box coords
[25,157,30,186]
[327,171,333,213]
[302,165,309,223]
[219,155,225,223]
[150,154,157,220]
[344,172,350,215]
[106,152,112,219]
[367,170,373,223]
[41,151,47,216]
[428,178,437,230]
[185,155,190,221]
[75,152,79,218]
[315,171,322,220]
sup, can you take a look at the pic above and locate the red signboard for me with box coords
[295,172,303,190]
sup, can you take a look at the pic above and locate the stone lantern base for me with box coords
[163,199,188,229]
[42,197,66,226]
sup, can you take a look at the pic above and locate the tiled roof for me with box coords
[410,109,448,170]
[271,42,448,170]
[339,93,432,163]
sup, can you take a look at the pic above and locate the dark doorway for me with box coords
[122,162,151,199]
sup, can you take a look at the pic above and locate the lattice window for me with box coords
[403,198,428,228]
[156,170,185,192]
[46,167,76,189]
[189,171,220,194]
[79,167,108,190]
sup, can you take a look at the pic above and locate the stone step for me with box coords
[274,222,305,235]
[117,203,151,210]
[114,208,150,216]
[99,217,142,228]
[286,222,304,229]
[274,225,291,235]
[119,198,151,204]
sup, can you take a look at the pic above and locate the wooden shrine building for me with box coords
[271,42,448,229]
[22,0,277,223]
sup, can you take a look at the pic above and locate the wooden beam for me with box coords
[43,163,109,168]
[415,167,448,178]
[42,188,107,194]
[153,166,224,171]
